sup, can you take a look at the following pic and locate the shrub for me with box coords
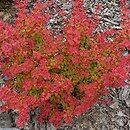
[0,0,129,128]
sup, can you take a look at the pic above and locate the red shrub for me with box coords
[0,0,129,128]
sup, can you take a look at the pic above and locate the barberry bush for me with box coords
[0,0,129,129]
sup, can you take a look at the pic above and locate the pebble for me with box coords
[125,99,130,107]
[119,85,130,101]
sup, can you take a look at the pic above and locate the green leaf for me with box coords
[79,36,91,50]
[83,77,92,84]
[90,60,98,72]
[28,87,43,97]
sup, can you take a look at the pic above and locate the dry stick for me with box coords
[102,18,120,25]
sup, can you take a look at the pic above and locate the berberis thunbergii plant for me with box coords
[0,0,129,129]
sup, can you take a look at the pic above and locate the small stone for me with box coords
[115,118,125,127]
[125,99,130,107]
[109,100,119,109]
[119,86,130,100]
[113,127,119,130]
[3,76,9,82]
[0,12,4,17]
[116,111,126,117]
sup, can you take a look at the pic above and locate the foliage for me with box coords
[0,0,129,128]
